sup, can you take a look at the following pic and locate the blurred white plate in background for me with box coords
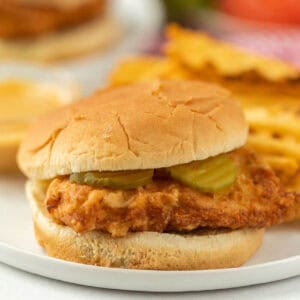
[60,0,165,95]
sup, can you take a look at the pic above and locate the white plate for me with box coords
[0,175,299,292]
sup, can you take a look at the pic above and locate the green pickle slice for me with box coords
[70,169,153,189]
[169,154,237,192]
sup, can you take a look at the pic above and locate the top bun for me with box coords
[18,80,248,179]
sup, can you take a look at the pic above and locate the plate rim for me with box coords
[1,240,300,275]
[0,240,299,292]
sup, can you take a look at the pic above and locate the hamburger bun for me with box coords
[28,180,264,270]
[18,80,248,179]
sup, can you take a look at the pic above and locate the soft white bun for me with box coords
[18,80,248,179]
[0,15,121,61]
[28,180,264,270]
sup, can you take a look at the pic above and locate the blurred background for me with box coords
[160,0,300,66]
[1,0,300,86]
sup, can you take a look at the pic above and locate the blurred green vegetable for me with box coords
[162,0,214,23]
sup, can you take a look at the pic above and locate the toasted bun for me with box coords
[28,180,263,270]
[0,15,121,61]
[18,80,248,179]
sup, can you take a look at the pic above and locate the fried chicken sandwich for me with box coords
[18,80,297,270]
[0,0,120,61]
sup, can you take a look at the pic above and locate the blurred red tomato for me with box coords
[219,0,300,24]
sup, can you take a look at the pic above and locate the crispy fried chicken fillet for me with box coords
[46,148,297,237]
[0,0,106,39]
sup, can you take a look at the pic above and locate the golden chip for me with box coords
[109,56,193,86]
[165,24,300,82]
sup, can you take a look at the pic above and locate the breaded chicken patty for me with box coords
[46,148,297,237]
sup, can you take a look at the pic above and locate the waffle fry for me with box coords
[245,102,300,190]
[263,155,298,177]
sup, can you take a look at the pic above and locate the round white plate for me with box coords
[0,175,299,292]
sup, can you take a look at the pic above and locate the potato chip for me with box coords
[109,56,193,86]
[165,24,300,82]
[109,56,163,85]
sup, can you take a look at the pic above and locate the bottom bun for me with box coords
[27,180,264,270]
[0,15,121,61]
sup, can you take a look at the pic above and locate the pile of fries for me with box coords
[109,24,300,192]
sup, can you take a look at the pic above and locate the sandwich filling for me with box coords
[0,0,106,39]
[45,148,297,237]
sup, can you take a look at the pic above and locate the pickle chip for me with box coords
[70,169,154,189]
[169,154,237,192]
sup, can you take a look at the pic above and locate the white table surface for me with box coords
[1,262,299,300]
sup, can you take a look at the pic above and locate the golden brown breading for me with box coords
[46,148,297,237]
[0,0,106,39]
